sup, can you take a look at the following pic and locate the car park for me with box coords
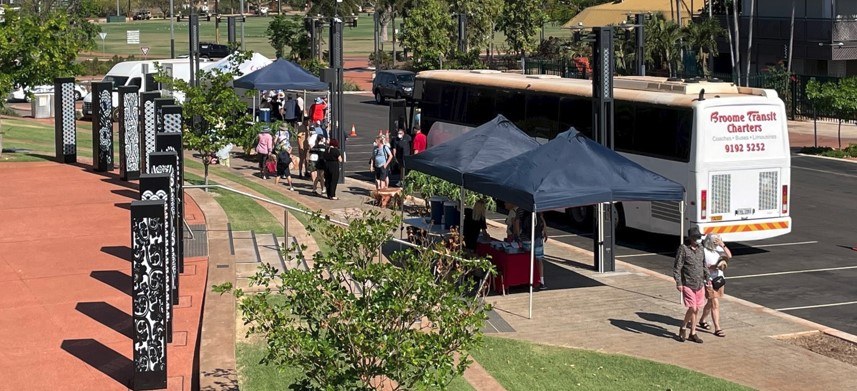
[372,70,415,104]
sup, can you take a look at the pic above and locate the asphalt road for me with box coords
[341,93,857,336]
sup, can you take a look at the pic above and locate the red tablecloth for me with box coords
[476,242,540,294]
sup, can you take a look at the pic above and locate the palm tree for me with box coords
[645,14,684,77]
[787,0,796,73]
[683,18,724,78]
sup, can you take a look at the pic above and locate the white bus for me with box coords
[414,70,791,241]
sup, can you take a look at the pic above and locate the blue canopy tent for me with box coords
[233,59,328,120]
[463,128,685,318]
[404,115,540,239]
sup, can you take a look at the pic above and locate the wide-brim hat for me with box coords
[688,226,703,240]
[278,122,289,131]
[314,97,323,103]
[260,126,271,133]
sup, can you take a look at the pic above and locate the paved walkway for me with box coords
[212,152,857,390]
[0,161,207,390]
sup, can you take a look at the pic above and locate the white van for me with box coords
[82,59,198,119]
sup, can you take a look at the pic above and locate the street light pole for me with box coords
[170,0,175,58]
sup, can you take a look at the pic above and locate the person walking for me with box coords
[673,227,709,343]
[699,234,732,337]
[370,136,393,190]
[393,125,412,187]
[296,94,305,122]
[323,139,343,200]
[309,137,327,195]
[309,97,326,124]
[255,126,274,179]
[274,123,295,190]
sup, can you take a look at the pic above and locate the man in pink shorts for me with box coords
[673,227,709,343]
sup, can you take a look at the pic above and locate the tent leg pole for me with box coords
[459,185,465,248]
[529,210,536,320]
[680,199,685,245]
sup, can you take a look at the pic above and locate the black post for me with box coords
[189,13,200,87]
[457,13,468,53]
[91,81,114,172]
[374,10,380,69]
[130,199,168,390]
[138,170,175,344]
[329,17,345,184]
[227,16,237,45]
[119,85,141,180]
[635,13,646,76]
[156,130,184,276]
[591,27,616,273]
[54,77,77,163]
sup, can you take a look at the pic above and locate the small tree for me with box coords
[156,52,254,187]
[266,15,311,60]
[831,77,857,150]
[683,18,724,78]
[404,171,496,211]
[401,0,455,71]
[495,0,547,57]
[217,211,493,390]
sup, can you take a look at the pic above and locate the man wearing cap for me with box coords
[309,97,326,124]
[673,226,709,343]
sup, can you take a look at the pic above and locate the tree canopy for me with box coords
[495,0,547,57]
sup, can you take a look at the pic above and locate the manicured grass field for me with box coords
[472,336,754,391]
[0,118,118,163]
[88,16,568,60]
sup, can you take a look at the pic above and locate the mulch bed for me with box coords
[784,332,857,367]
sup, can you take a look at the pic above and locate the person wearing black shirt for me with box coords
[393,127,412,186]
[323,139,342,199]
[463,200,488,251]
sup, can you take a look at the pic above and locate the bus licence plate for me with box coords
[735,208,754,215]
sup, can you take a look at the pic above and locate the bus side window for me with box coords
[633,105,692,162]
[441,85,466,124]
[525,94,559,139]
[614,101,635,151]
[495,90,525,125]
[421,81,444,124]
[465,87,496,125]
[558,97,592,138]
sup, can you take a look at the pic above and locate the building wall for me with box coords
[839,1,857,18]
[750,0,835,19]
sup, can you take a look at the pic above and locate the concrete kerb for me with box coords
[795,153,857,164]
[484,218,857,345]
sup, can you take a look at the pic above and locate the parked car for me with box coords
[255,6,269,16]
[6,83,87,102]
[372,70,415,104]
[198,42,231,59]
[133,10,152,20]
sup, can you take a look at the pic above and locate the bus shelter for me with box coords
[463,128,685,318]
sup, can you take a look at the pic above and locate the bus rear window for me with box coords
[615,102,692,162]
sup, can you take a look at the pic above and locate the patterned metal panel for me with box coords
[148,152,180,310]
[156,129,184,275]
[140,92,161,175]
[711,174,731,215]
[163,113,182,133]
[54,78,77,163]
[130,200,168,390]
[139,173,175,344]
[758,171,779,211]
[119,87,141,180]
[91,82,114,171]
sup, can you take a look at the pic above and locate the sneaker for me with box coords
[538,283,547,291]
[289,187,295,191]
[688,334,704,344]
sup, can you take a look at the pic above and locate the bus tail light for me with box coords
[782,185,789,214]
[701,190,707,219]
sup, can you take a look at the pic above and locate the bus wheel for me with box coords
[566,206,592,227]
[613,203,626,233]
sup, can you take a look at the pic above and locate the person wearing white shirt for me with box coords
[698,234,732,337]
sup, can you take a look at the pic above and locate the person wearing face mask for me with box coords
[393,125,411,187]
[673,226,709,344]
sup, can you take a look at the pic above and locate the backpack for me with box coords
[371,145,390,164]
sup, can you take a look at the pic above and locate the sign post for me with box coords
[99,32,107,54]
[141,47,150,60]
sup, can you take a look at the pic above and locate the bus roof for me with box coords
[416,70,779,108]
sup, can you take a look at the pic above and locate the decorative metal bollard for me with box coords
[130,199,168,390]
[139,171,176,344]
[139,92,161,174]
[119,86,141,181]
[148,151,180,317]
[53,77,77,163]
[91,82,114,171]
[157,107,184,274]
[153,98,176,133]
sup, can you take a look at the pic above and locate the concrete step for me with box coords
[233,230,308,292]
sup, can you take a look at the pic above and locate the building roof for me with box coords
[562,0,693,28]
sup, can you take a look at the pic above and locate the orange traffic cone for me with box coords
[350,124,357,137]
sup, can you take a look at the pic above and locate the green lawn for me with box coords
[0,118,119,163]
[472,336,754,391]
[185,172,282,233]
[89,17,568,60]
[237,340,475,391]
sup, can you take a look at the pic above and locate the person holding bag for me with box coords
[698,234,732,337]
[255,126,274,180]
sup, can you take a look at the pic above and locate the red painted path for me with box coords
[0,161,206,390]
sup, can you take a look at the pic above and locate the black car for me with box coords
[372,70,415,104]
[198,42,230,59]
